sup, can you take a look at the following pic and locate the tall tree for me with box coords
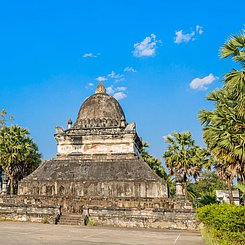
[141,141,167,179]
[0,125,41,194]
[163,132,207,202]
[198,29,245,203]
[141,142,176,197]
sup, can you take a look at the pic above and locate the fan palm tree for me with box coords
[199,91,244,167]
[198,29,245,203]
[163,132,206,203]
[220,30,245,122]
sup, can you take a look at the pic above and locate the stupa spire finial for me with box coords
[95,81,106,94]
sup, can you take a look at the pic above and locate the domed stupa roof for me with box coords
[74,82,126,129]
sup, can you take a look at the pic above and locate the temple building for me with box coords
[0,82,196,229]
[18,82,167,198]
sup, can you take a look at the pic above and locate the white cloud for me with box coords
[106,85,114,94]
[96,76,107,82]
[133,34,161,57]
[113,92,127,100]
[106,84,128,100]
[85,82,94,90]
[108,71,116,78]
[174,30,195,44]
[196,25,204,35]
[116,86,127,91]
[124,67,137,73]
[174,25,204,44]
[190,73,218,90]
[82,53,97,58]
[106,85,127,95]
[95,70,125,85]
[108,71,125,82]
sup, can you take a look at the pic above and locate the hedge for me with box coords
[196,204,245,245]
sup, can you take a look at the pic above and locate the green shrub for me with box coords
[200,227,220,245]
[0,217,8,222]
[41,217,50,224]
[87,219,96,226]
[197,204,245,245]
[198,194,219,207]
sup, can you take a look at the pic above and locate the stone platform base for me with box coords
[0,195,198,230]
[89,207,196,230]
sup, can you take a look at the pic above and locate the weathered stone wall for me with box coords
[56,132,139,156]
[0,196,81,214]
[79,197,197,230]
[18,157,168,198]
[19,180,167,198]
[0,196,60,223]
[0,196,198,230]
[89,207,197,230]
[0,196,179,214]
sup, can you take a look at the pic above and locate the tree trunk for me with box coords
[10,176,14,195]
[183,181,188,204]
[227,179,234,204]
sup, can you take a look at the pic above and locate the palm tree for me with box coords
[220,30,245,141]
[163,132,206,203]
[199,92,243,203]
[220,29,245,104]
[198,29,245,203]
[0,125,41,194]
[237,182,245,205]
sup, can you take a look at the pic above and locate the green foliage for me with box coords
[193,171,227,195]
[199,89,245,164]
[163,132,208,201]
[237,182,245,194]
[87,219,96,226]
[237,182,245,205]
[0,125,41,194]
[188,171,227,207]
[41,217,50,224]
[198,28,245,203]
[198,195,219,207]
[200,227,220,245]
[141,142,175,197]
[166,175,176,198]
[141,141,167,179]
[220,31,245,67]
[197,204,245,245]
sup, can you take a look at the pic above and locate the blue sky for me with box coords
[0,0,244,161]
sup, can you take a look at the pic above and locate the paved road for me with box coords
[0,222,204,245]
